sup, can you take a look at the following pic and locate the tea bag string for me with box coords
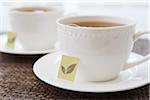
[68,24,81,27]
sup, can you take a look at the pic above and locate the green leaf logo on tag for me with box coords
[58,55,80,81]
[61,64,76,74]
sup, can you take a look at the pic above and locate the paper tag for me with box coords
[7,32,16,49]
[58,55,80,82]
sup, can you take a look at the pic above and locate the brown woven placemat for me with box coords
[0,62,149,100]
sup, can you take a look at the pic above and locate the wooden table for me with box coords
[0,39,149,100]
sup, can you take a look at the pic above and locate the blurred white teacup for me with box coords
[10,6,62,50]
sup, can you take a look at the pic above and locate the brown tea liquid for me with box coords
[72,21,123,27]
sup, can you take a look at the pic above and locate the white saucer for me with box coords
[0,34,57,55]
[33,52,149,93]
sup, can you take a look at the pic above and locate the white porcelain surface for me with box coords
[33,52,149,92]
[0,34,56,55]
[10,7,62,50]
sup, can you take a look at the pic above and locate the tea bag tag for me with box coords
[58,55,80,82]
[7,32,16,49]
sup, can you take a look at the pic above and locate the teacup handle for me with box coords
[124,31,150,70]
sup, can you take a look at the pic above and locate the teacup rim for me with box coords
[56,15,136,30]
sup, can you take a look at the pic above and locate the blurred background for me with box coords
[0,1,149,34]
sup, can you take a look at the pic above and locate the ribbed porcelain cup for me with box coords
[57,16,149,81]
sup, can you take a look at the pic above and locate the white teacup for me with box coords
[10,7,62,50]
[57,16,149,81]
